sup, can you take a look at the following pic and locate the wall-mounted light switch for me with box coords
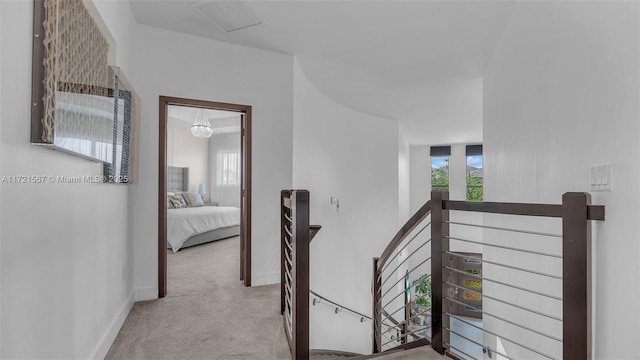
[589,163,613,191]
[330,196,340,209]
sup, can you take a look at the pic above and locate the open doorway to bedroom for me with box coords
[159,96,252,298]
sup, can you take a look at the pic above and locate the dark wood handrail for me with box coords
[309,225,322,242]
[377,200,432,271]
[373,191,604,358]
[444,199,605,220]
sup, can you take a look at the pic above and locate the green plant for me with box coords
[412,275,431,308]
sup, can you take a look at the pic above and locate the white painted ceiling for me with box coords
[168,105,240,133]
[130,1,516,144]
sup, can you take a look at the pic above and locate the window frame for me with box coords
[430,146,451,193]
[465,145,483,201]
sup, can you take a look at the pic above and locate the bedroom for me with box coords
[165,105,242,294]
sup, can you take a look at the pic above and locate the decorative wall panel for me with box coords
[31,0,139,184]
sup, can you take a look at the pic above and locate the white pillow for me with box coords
[182,192,205,207]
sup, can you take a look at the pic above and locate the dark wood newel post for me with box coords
[292,190,310,360]
[280,190,290,315]
[431,191,449,355]
[372,257,381,353]
[562,192,591,360]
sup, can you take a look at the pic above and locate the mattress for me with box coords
[167,206,240,252]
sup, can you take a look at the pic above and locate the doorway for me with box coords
[158,96,252,298]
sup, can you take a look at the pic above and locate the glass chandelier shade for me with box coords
[191,111,214,138]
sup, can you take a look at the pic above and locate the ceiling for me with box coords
[168,105,240,133]
[130,1,516,144]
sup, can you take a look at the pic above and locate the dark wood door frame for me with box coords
[158,96,252,297]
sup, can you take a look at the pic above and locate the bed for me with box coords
[167,166,240,252]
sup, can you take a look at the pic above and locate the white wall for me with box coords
[167,122,209,196]
[0,1,137,358]
[409,143,483,256]
[409,145,430,214]
[398,128,411,225]
[0,0,4,354]
[129,24,294,294]
[483,1,639,358]
[410,143,481,205]
[292,60,400,354]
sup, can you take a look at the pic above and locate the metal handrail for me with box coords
[445,235,562,258]
[444,296,562,342]
[444,251,562,279]
[445,281,562,321]
[380,239,431,288]
[444,266,562,301]
[445,220,562,238]
[447,313,558,360]
[380,274,431,309]
[379,221,431,275]
[377,200,432,270]
[372,191,604,359]
[379,257,431,302]
[310,290,371,322]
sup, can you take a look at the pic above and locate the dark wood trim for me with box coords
[444,199,605,221]
[31,0,47,143]
[280,190,314,359]
[444,199,604,220]
[562,192,591,360]
[430,191,449,355]
[309,225,322,242]
[158,98,168,297]
[292,190,310,360]
[587,205,605,221]
[159,96,252,113]
[444,200,562,218]
[372,257,381,353]
[378,200,432,271]
[158,96,253,298]
[280,190,291,315]
[242,109,253,285]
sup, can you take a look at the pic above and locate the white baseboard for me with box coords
[252,271,279,286]
[89,292,134,360]
[135,286,158,301]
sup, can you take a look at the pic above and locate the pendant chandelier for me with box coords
[191,111,213,138]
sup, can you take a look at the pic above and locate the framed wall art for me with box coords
[31,0,139,184]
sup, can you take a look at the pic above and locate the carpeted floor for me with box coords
[105,236,291,360]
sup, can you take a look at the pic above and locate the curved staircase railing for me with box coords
[281,190,605,360]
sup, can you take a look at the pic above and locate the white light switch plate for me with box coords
[589,163,612,191]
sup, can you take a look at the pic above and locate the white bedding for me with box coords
[167,206,240,252]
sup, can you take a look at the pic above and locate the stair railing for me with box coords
[372,199,434,353]
[280,189,604,359]
[281,190,311,360]
[311,289,372,323]
[373,191,605,360]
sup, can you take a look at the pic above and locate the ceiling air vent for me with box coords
[191,1,262,33]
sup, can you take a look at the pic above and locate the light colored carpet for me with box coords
[105,237,445,360]
[105,236,291,360]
